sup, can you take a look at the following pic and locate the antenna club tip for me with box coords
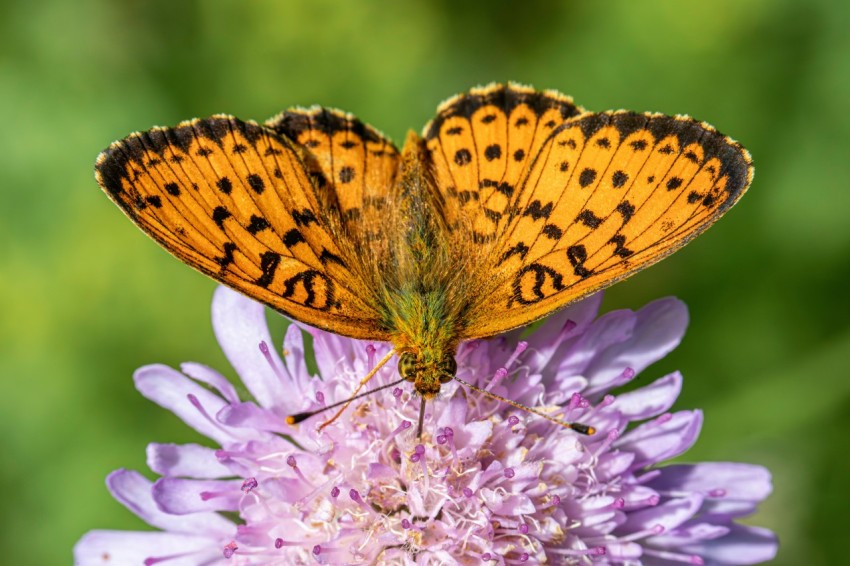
[286,413,309,425]
[571,423,596,435]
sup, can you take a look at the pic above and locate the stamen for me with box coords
[186,394,229,434]
[486,367,509,392]
[505,341,528,368]
[549,546,606,557]
[365,344,377,368]
[388,420,411,442]
[286,454,309,483]
[620,523,665,542]
[222,541,238,559]
[241,477,258,493]
[594,429,621,457]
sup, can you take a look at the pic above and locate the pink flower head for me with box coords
[74,287,777,565]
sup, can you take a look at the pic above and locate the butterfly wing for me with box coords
[96,116,392,340]
[458,110,752,338]
[423,83,583,247]
[266,107,400,236]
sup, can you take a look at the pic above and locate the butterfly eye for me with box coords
[438,355,457,383]
[398,352,417,381]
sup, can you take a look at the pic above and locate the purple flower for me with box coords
[74,287,777,565]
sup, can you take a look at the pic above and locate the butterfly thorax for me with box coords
[375,133,465,397]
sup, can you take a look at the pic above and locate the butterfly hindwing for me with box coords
[266,107,401,242]
[423,83,583,247]
[460,111,753,338]
[95,116,389,340]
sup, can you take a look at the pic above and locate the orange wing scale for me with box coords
[96,116,390,339]
[461,110,752,337]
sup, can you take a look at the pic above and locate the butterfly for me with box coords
[96,83,751,435]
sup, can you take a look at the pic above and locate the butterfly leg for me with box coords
[317,349,396,433]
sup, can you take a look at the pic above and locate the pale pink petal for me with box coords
[611,372,682,420]
[681,524,778,564]
[134,364,235,445]
[146,443,233,478]
[106,469,234,535]
[616,410,703,468]
[153,478,243,514]
[180,362,240,404]
[584,298,688,395]
[212,285,287,409]
[73,530,223,566]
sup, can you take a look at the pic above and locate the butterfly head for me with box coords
[398,351,457,399]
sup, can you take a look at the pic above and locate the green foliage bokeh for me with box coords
[1,0,848,563]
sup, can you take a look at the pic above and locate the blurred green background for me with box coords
[1,0,848,563]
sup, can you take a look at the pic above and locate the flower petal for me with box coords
[616,410,703,468]
[147,442,233,478]
[526,292,604,371]
[216,401,290,434]
[212,285,288,410]
[180,362,240,404]
[610,372,682,420]
[106,469,234,535]
[153,477,243,514]
[623,493,704,533]
[134,364,235,445]
[73,530,222,566]
[680,523,778,564]
[648,462,772,503]
[584,298,688,396]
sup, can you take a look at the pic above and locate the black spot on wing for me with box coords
[566,245,592,278]
[246,215,270,234]
[576,210,602,228]
[579,168,597,187]
[212,206,231,228]
[247,174,265,194]
[255,252,281,288]
[215,242,237,270]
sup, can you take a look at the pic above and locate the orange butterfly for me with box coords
[96,83,751,434]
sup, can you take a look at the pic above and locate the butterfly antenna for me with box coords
[453,375,596,435]
[287,349,396,432]
[286,376,405,425]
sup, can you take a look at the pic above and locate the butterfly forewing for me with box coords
[461,111,752,338]
[96,116,389,339]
